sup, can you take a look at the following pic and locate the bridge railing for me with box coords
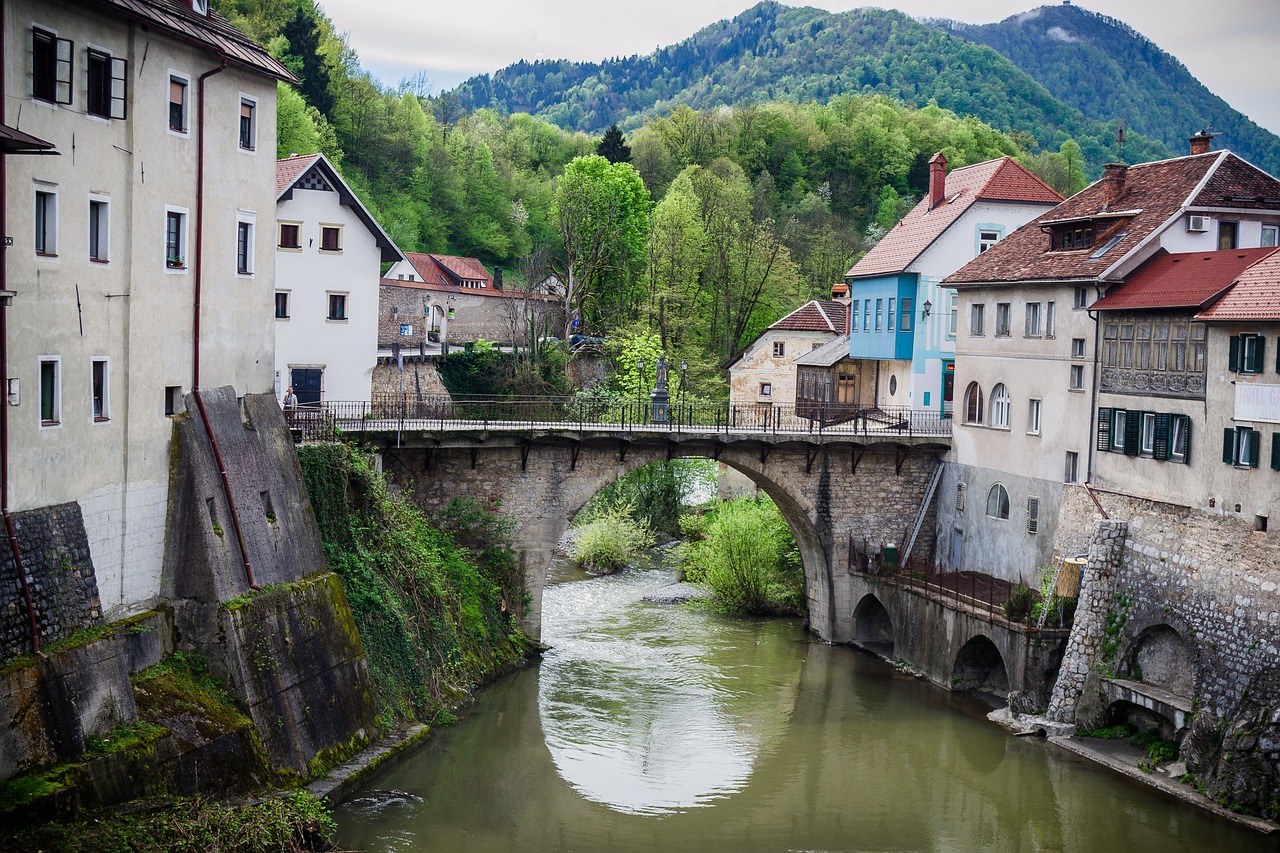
[286,396,953,441]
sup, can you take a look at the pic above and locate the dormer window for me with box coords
[1052,225,1094,251]
[191,0,209,13]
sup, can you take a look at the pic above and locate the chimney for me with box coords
[1101,162,1128,209]
[494,266,503,290]
[1188,129,1215,156]
[928,152,948,209]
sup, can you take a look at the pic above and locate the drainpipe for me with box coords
[1085,289,1102,484]
[0,0,40,653]
[192,55,258,590]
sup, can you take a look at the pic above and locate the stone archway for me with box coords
[951,635,1009,695]
[1124,624,1196,698]
[851,594,894,657]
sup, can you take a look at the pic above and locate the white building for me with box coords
[275,154,402,404]
[727,300,847,412]
[4,0,292,620]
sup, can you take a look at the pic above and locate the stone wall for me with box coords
[1049,486,1280,817]
[378,285,561,348]
[0,503,102,662]
[371,358,450,401]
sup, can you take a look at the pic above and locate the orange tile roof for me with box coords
[770,300,847,333]
[1092,248,1278,311]
[1196,251,1280,321]
[276,154,321,196]
[399,253,495,289]
[947,152,1280,286]
[846,156,1062,279]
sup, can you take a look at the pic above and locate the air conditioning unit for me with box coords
[1187,214,1210,232]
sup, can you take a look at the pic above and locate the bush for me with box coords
[681,497,802,616]
[568,503,655,574]
[1003,584,1040,623]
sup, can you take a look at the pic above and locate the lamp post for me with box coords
[637,358,645,424]
[922,298,933,321]
[651,355,671,424]
[678,359,688,425]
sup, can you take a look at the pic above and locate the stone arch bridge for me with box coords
[349,420,949,642]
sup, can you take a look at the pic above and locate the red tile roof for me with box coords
[100,0,295,82]
[769,300,847,333]
[947,152,1280,286]
[397,253,495,289]
[1092,248,1278,311]
[276,154,321,196]
[379,277,553,301]
[1196,250,1280,321]
[846,156,1062,279]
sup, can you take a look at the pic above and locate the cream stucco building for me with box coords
[727,300,847,415]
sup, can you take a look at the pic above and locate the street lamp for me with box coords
[922,298,933,320]
[637,358,645,423]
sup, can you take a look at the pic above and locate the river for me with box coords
[335,553,1271,852]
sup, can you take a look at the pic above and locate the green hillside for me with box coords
[931,4,1280,175]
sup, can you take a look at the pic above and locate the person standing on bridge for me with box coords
[281,386,298,424]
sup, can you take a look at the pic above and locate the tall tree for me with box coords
[597,124,632,163]
[280,3,333,116]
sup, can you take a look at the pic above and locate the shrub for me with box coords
[568,503,655,574]
[1003,584,1040,623]
[681,497,802,615]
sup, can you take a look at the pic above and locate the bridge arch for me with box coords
[377,430,946,642]
[951,635,1009,696]
[851,594,895,657]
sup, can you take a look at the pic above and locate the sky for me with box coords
[316,0,1280,137]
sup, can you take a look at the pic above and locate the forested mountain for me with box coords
[931,5,1280,175]
[450,1,1171,172]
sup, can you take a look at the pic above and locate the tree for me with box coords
[280,3,333,116]
[550,155,650,339]
[597,124,631,163]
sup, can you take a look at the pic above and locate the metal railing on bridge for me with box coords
[285,395,953,443]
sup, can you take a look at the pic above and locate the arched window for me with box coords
[990,383,1010,428]
[964,382,984,424]
[986,484,1010,519]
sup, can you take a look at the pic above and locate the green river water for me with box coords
[335,555,1273,852]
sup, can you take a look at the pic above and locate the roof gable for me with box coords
[769,300,847,333]
[1092,248,1278,311]
[276,154,403,263]
[397,253,495,290]
[846,157,1061,280]
[1196,250,1280,321]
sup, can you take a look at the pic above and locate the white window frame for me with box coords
[235,210,256,277]
[1074,286,1089,309]
[1069,364,1085,391]
[1140,411,1156,455]
[167,71,190,136]
[164,205,190,273]
[238,93,257,152]
[1111,409,1127,452]
[970,303,985,336]
[35,182,58,257]
[759,382,772,398]
[1262,224,1279,248]
[986,483,1010,520]
[995,302,1011,337]
[88,194,109,263]
[1045,301,1056,338]
[947,291,957,337]
[978,229,1000,253]
[1024,302,1042,337]
[90,357,110,423]
[1170,415,1189,464]
[38,355,62,427]
[326,291,349,322]
[1071,337,1086,358]
[990,383,1011,429]
[772,340,785,359]
[1027,398,1042,435]
[1064,451,1079,483]
[888,297,896,332]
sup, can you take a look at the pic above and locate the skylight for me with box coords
[1088,232,1126,260]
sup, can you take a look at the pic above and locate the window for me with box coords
[40,358,61,426]
[1028,399,1042,435]
[1069,364,1084,390]
[1218,221,1238,250]
[990,383,1010,428]
[86,49,127,120]
[32,28,72,104]
[887,298,895,332]
[772,341,785,358]
[1224,426,1260,468]
[970,303,985,336]
[169,75,188,132]
[1045,301,1056,338]
[236,220,254,275]
[963,382,983,425]
[35,187,56,255]
[900,298,912,332]
[1074,287,1089,309]
[88,198,108,262]
[1170,415,1191,464]
[320,225,342,252]
[1071,337,1086,358]
[978,229,1000,253]
[327,293,347,321]
[165,385,182,416]
[1229,334,1265,374]
[986,484,1010,520]
[759,382,772,397]
[1110,409,1128,453]
[875,298,883,332]
[91,359,109,422]
[948,292,957,337]
[275,292,289,319]
[1053,224,1094,250]
[995,303,1011,337]
[955,482,966,512]
[1026,495,1041,534]
[1140,411,1156,455]
[1064,451,1079,483]
[862,301,870,333]
[278,222,300,249]
[850,300,859,332]
[165,208,187,269]
[1025,302,1042,337]
[1263,224,1279,248]
[239,98,256,150]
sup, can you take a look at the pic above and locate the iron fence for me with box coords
[285,396,953,442]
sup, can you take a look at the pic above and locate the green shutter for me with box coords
[1124,409,1141,456]
[1096,407,1112,452]
[1183,419,1192,464]
[1272,433,1280,471]
[1253,337,1267,374]
[1275,337,1280,374]
[1229,335,1240,371]
[1223,428,1236,464]
[1248,429,1261,468]
[1153,412,1171,460]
